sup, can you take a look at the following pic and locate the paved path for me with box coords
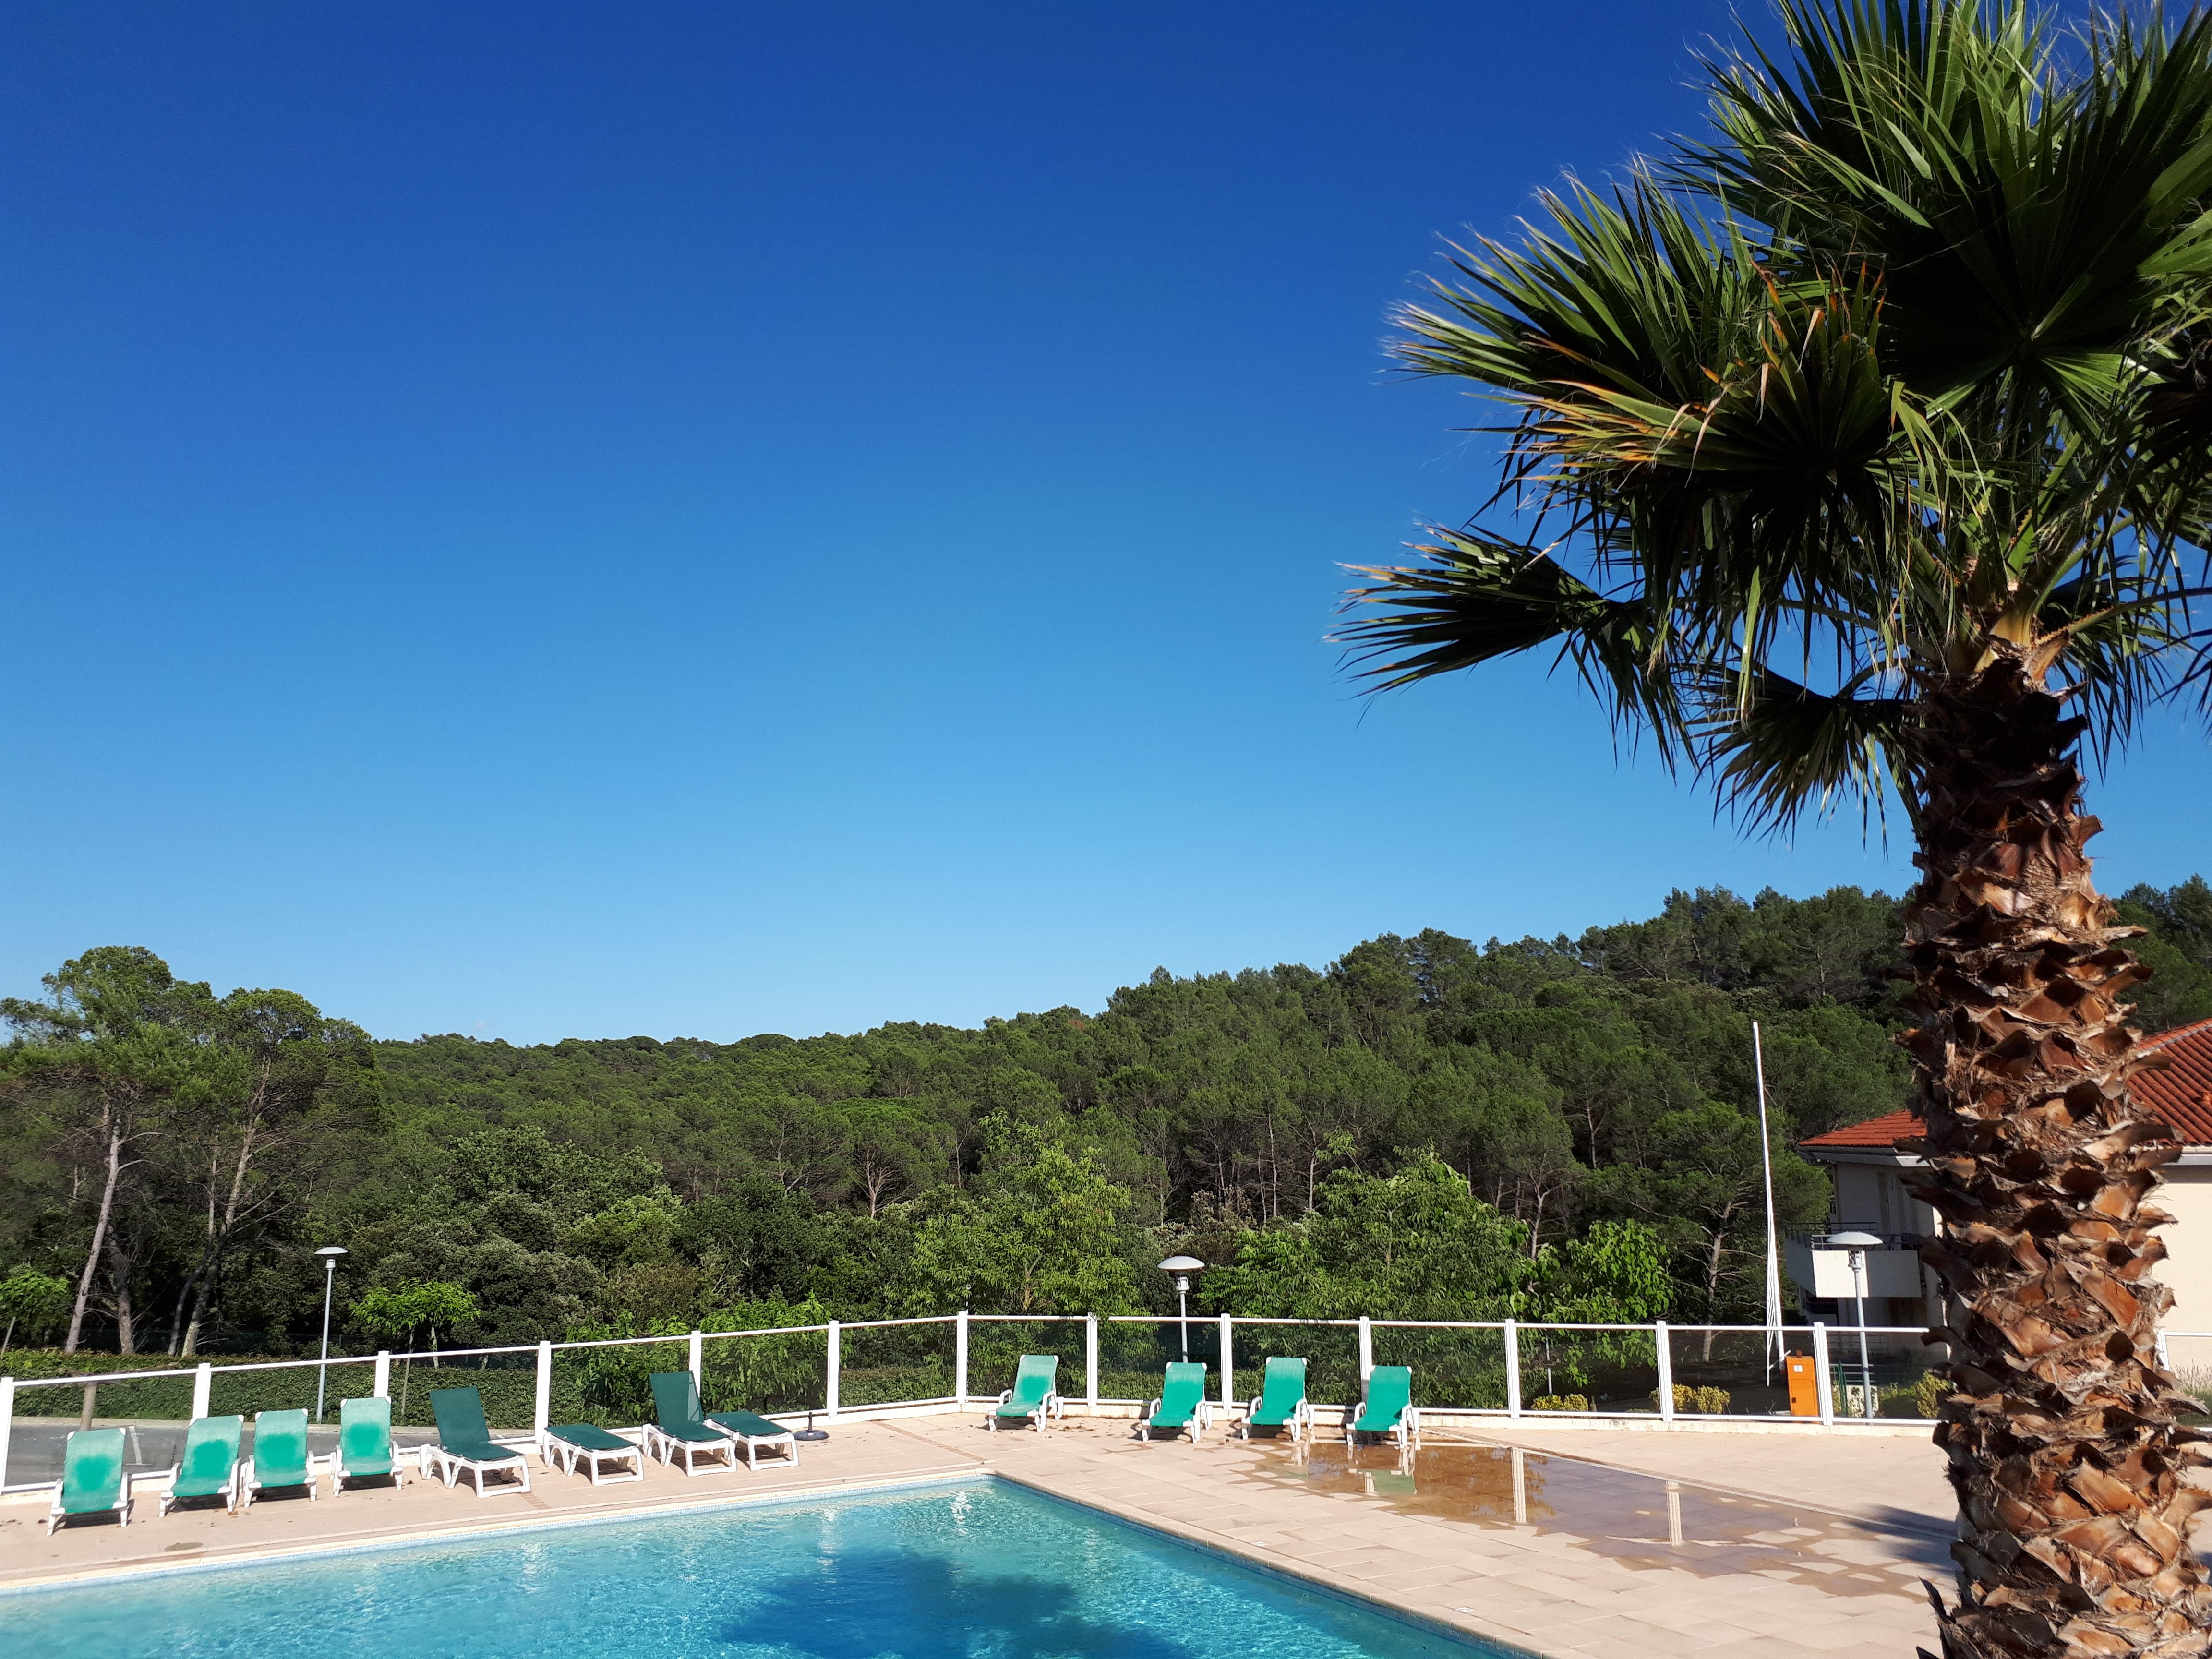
[0,1410,1971,1658]
[1469,1422,1954,1537]
[890,1414,1946,1659]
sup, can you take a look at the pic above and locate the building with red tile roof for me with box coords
[1791,1017,2212,1337]
[1799,1016,2212,1154]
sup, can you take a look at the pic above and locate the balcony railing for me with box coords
[1784,1225,1925,1251]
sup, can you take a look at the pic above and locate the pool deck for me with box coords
[0,1412,1961,1658]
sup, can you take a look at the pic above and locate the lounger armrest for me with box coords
[1196,1401,1213,1428]
[1045,1391,1064,1419]
[995,1389,1014,1407]
[1144,1397,1162,1416]
[1404,1407,1421,1432]
[1243,1395,1261,1418]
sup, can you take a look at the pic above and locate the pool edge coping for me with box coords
[0,1463,987,1596]
[988,1465,1553,1659]
[5,1460,1541,1659]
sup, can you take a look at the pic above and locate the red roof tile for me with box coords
[1800,1016,2212,1153]
[1801,1108,1922,1149]
[2130,1016,2212,1143]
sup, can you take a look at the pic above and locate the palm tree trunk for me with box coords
[1901,648,2212,1659]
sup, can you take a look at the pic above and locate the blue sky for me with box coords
[6,1,2207,1045]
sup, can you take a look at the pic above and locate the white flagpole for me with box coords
[1753,1021,1785,1375]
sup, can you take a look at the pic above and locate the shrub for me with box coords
[1913,1370,1948,1419]
[1650,1383,1730,1414]
[1530,1393,1589,1412]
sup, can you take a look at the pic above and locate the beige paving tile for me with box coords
[2,1408,1958,1659]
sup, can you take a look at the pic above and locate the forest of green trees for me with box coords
[6,878,2212,1361]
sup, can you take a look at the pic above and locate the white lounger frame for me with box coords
[1343,1406,1422,1449]
[1236,1396,1313,1443]
[421,1441,534,1497]
[1136,1396,1214,1443]
[539,1427,646,1485]
[986,1389,1064,1432]
[643,1421,739,1476]
[709,1420,798,1470]
[240,1455,322,1508]
[48,1477,130,1535]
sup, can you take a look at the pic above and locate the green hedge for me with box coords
[2,1350,580,1431]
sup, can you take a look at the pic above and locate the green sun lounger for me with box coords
[1346,1364,1420,1448]
[646,1371,740,1476]
[244,1409,318,1506]
[333,1396,407,1494]
[47,1427,131,1534]
[1137,1361,1212,1443]
[1237,1357,1312,1443]
[427,1386,532,1496]
[540,1421,646,1484]
[705,1405,799,1470]
[988,1354,1062,1432]
[159,1415,244,1516]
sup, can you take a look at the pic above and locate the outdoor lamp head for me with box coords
[315,1246,348,1258]
[1827,1230,1880,1263]
[1158,1254,1204,1293]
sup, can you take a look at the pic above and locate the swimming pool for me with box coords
[4,1478,1494,1658]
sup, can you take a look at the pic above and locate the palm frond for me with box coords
[1364,0,2212,834]
[1691,1,2212,419]
[1691,663,1913,837]
[1336,526,1683,754]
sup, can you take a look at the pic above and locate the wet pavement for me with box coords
[1239,1436,1950,1597]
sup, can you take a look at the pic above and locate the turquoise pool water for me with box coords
[4,1479,1490,1658]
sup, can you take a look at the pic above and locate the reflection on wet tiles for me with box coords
[1238,1439,1950,1598]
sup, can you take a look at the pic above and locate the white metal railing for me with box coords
[8,1314,2201,1492]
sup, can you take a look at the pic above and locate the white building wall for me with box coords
[1809,1156,2212,1334]
[2154,1166,2212,1333]
[1827,1161,1941,1238]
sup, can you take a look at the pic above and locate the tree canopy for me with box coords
[6,875,2209,1358]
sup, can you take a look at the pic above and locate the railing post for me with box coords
[1655,1321,1675,1422]
[689,1329,704,1390]
[1357,1316,1373,1382]
[826,1320,841,1420]
[192,1362,213,1420]
[2156,1330,2172,1370]
[1503,1319,1522,1419]
[373,1351,391,1399]
[954,1310,969,1407]
[1085,1313,1099,1412]
[0,1376,13,1491]
[534,1340,553,1434]
[1813,1322,1835,1427]
[1219,1313,1234,1409]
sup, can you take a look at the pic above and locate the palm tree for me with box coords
[1340,4,2212,1655]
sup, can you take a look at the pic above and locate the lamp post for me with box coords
[1157,1256,1205,1362]
[313,1246,348,1422]
[1827,1231,1881,1420]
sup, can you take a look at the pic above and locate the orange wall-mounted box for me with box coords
[1785,1353,1820,1416]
